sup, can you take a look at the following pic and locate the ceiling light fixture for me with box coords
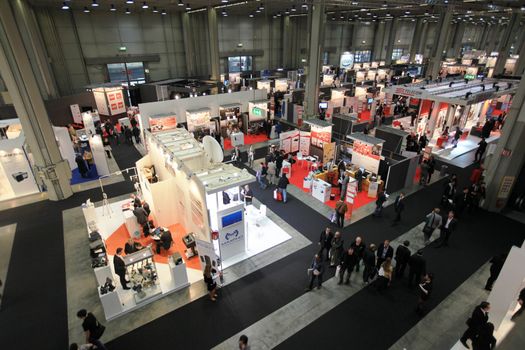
[249,13,254,18]
[92,0,99,7]
[222,9,227,16]
[84,7,90,13]
[178,0,184,6]
[161,9,166,15]
[291,5,296,12]
[285,9,290,15]
[110,4,116,11]
[61,2,69,10]
[125,8,131,14]
[126,0,134,4]
[152,6,158,13]
[186,4,191,11]
[142,2,148,9]
[222,0,229,3]
[302,0,308,9]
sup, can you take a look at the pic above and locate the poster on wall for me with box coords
[299,131,310,155]
[279,130,299,154]
[351,139,382,174]
[0,139,39,201]
[310,126,332,148]
[70,104,82,124]
[322,142,336,164]
[340,52,354,70]
[93,91,109,116]
[149,115,177,133]
[107,90,126,115]
[218,219,245,260]
[186,109,211,132]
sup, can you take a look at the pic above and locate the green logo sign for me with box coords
[252,107,264,117]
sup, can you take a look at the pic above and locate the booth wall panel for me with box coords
[385,158,410,193]
[45,92,96,126]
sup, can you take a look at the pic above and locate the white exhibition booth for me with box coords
[137,90,268,138]
[81,127,291,320]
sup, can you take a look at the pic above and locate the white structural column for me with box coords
[372,21,386,61]
[478,23,490,50]
[11,0,59,99]
[283,16,293,68]
[304,0,326,117]
[0,1,72,201]
[483,72,525,212]
[426,8,453,79]
[493,13,522,76]
[181,12,196,77]
[207,7,220,81]
[409,18,424,63]
[384,18,397,66]
[417,20,429,58]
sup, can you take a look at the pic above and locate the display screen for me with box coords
[367,98,373,104]
[319,102,328,109]
[252,107,264,117]
[221,210,243,228]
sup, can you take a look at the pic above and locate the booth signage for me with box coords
[340,52,354,70]
[252,107,264,117]
[393,87,422,97]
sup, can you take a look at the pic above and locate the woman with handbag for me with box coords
[204,264,219,301]
[423,208,442,245]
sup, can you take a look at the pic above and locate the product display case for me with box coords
[149,113,177,133]
[186,108,211,134]
[275,79,288,92]
[219,103,241,137]
[257,80,271,92]
[322,74,335,86]
[123,248,161,304]
[247,100,268,134]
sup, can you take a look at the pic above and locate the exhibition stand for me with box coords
[304,119,335,164]
[149,113,177,133]
[89,85,127,117]
[384,78,517,159]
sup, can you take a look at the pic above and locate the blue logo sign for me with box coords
[225,230,239,241]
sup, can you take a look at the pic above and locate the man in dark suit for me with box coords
[113,248,130,290]
[460,301,490,348]
[485,253,507,291]
[362,244,377,283]
[408,250,426,287]
[350,236,366,272]
[454,187,471,217]
[395,240,411,278]
[156,228,173,254]
[436,211,458,247]
[376,240,394,269]
[318,227,333,262]
[393,193,405,223]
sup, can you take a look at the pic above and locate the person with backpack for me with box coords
[76,309,107,350]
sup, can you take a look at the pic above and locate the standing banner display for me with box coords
[279,130,299,154]
[299,131,311,155]
[70,104,82,124]
[0,137,39,201]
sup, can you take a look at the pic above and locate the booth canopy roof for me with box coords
[304,119,333,128]
[186,107,211,114]
[249,99,270,104]
[384,78,518,106]
[375,126,409,137]
[347,132,385,145]
[194,164,255,194]
[219,103,242,109]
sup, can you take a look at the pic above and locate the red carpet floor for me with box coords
[288,160,376,219]
[224,133,269,150]
[105,223,201,270]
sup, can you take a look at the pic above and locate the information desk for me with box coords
[312,178,332,203]
[122,248,162,304]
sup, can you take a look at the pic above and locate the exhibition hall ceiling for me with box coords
[29,0,525,24]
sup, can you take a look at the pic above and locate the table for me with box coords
[123,210,141,239]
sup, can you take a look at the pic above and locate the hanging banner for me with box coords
[340,52,354,70]
[70,104,82,124]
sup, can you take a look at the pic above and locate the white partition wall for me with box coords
[487,243,525,329]
[138,90,267,130]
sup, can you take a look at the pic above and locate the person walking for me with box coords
[453,126,462,148]
[427,156,436,184]
[436,211,458,247]
[416,273,433,317]
[256,162,268,189]
[484,253,506,291]
[338,247,359,285]
[362,244,377,284]
[277,174,289,203]
[350,236,366,272]
[124,125,133,145]
[393,193,405,224]
[423,208,442,245]
[306,254,325,291]
[318,227,333,262]
[408,250,426,287]
[375,258,393,292]
[238,334,251,350]
[132,125,141,144]
[373,190,387,217]
[113,248,130,290]
[267,160,277,186]
[420,160,429,186]
[475,137,488,163]
[460,302,491,348]
[204,264,218,301]
[442,175,457,207]
[395,240,411,278]
[329,232,344,267]
[376,240,394,269]
[76,310,107,350]
[472,322,496,350]
[334,199,347,228]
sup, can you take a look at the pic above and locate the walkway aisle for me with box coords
[108,174,462,349]
[276,209,525,349]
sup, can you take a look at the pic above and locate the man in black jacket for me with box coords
[376,240,394,269]
[436,210,458,247]
[338,247,359,285]
[485,253,506,291]
[393,193,405,223]
[408,250,426,287]
[373,191,387,217]
[460,302,490,348]
[277,174,289,203]
[395,240,411,278]
[318,227,333,261]
[350,236,366,272]
[511,288,525,320]
[113,248,130,290]
[454,187,471,217]
[362,244,377,283]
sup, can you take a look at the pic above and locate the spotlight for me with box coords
[142,2,148,9]
[92,0,99,7]
[249,13,254,18]
[222,0,229,3]
[291,5,296,12]
[161,9,166,15]
[152,6,159,13]
[83,7,90,13]
[178,0,184,6]
[110,4,116,11]
[125,8,131,14]
[61,2,69,10]
[126,0,134,4]
[186,3,191,11]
